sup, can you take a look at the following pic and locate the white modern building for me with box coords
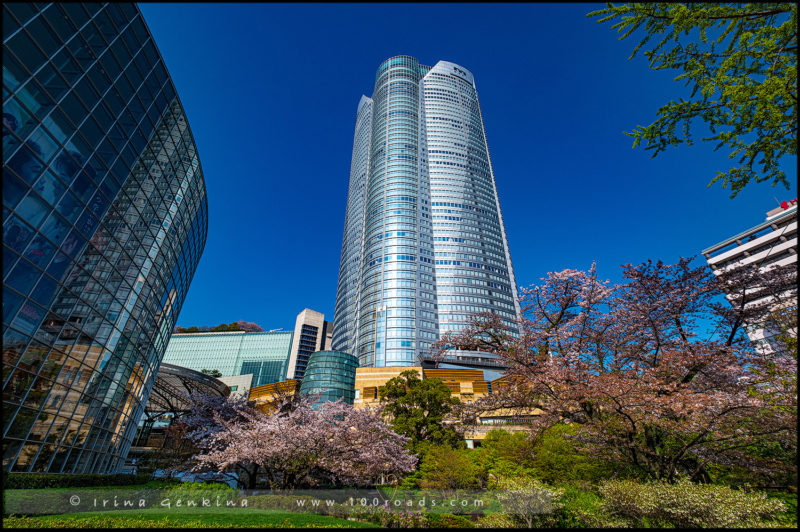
[286,308,333,380]
[703,200,797,355]
[332,56,521,369]
[217,374,253,398]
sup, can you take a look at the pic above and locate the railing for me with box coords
[419,354,508,369]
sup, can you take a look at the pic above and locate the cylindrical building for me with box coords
[298,350,359,405]
[332,57,520,370]
[3,3,207,473]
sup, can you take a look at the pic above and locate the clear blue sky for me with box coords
[138,2,798,332]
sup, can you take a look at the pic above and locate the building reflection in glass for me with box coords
[3,3,208,473]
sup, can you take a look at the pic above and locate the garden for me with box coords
[3,259,797,528]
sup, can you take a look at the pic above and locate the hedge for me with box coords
[3,473,154,489]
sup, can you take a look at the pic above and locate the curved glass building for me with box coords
[332,56,520,369]
[3,3,208,473]
[298,350,359,405]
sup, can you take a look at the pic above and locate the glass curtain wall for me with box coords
[3,3,208,473]
[332,56,520,368]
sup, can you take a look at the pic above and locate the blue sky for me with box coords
[138,2,798,331]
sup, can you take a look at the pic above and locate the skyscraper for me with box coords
[3,3,207,473]
[332,56,521,369]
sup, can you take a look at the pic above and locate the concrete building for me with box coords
[287,308,332,380]
[702,199,797,356]
[217,374,253,398]
[332,56,521,371]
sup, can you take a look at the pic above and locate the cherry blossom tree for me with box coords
[183,393,416,489]
[438,258,797,483]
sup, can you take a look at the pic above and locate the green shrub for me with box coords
[245,494,341,515]
[476,512,518,528]
[494,476,565,528]
[3,473,153,489]
[374,508,428,528]
[766,491,797,526]
[473,426,639,488]
[600,479,788,527]
[418,445,484,490]
[426,512,475,528]
[527,424,640,485]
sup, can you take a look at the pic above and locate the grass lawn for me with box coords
[3,507,380,528]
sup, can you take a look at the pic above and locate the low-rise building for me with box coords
[161,330,294,387]
[217,374,254,399]
[249,379,301,413]
[353,366,536,447]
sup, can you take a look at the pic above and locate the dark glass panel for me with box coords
[12,442,42,471]
[60,3,89,31]
[34,170,67,206]
[3,245,20,278]
[6,142,45,184]
[82,3,104,18]
[86,63,111,96]
[24,234,56,269]
[3,214,34,253]
[15,191,50,229]
[31,444,56,471]
[30,274,58,307]
[3,46,30,91]
[93,9,117,43]
[81,23,106,56]
[24,16,62,59]
[42,4,78,43]
[74,77,100,113]
[1,438,25,469]
[39,211,70,247]
[118,4,138,22]
[98,48,122,81]
[3,5,22,36]
[33,61,70,107]
[105,4,129,30]
[110,39,131,70]
[3,171,28,209]
[2,287,25,327]
[6,30,47,75]
[55,190,83,223]
[60,91,89,129]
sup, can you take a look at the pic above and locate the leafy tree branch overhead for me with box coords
[589,3,797,197]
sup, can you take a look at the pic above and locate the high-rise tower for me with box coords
[332,56,521,369]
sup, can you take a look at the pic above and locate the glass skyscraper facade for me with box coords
[332,56,521,368]
[3,3,208,473]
